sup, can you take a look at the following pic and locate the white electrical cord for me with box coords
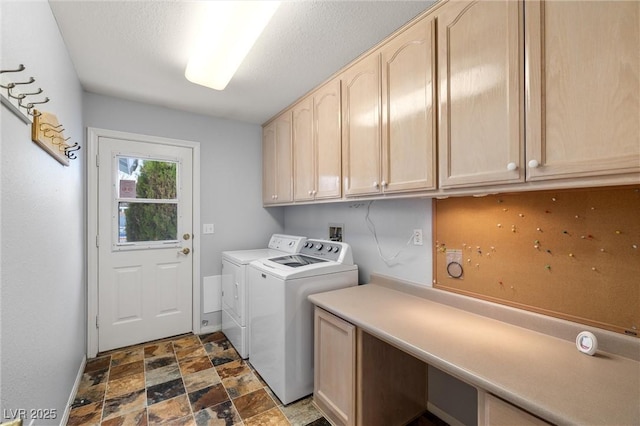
[365,200,415,266]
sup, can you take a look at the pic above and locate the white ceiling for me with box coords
[48,0,435,124]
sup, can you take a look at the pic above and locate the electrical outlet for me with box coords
[413,229,423,246]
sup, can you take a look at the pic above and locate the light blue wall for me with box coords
[83,93,285,327]
[284,197,433,285]
[1,1,85,423]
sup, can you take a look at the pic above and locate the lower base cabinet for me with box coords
[313,307,428,426]
[478,392,550,426]
[313,307,356,426]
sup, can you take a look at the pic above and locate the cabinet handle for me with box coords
[507,162,518,171]
[528,159,540,168]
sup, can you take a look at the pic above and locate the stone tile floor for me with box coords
[66,332,331,425]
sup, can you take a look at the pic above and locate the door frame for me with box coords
[87,127,201,358]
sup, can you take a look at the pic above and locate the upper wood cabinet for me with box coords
[381,16,437,193]
[293,80,342,202]
[438,0,524,189]
[262,111,293,205]
[264,0,639,204]
[342,16,437,197]
[341,54,382,197]
[525,0,640,181]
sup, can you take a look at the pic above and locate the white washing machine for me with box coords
[248,239,358,405]
[221,234,305,359]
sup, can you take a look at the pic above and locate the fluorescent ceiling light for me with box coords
[185,1,280,91]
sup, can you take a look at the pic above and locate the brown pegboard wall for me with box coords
[434,186,640,337]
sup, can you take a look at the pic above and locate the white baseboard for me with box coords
[59,355,86,426]
[428,402,465,426]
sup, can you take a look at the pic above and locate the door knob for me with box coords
[183,233,191,240]
[179,247,190,255]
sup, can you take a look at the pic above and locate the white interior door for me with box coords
[97,137,193,352]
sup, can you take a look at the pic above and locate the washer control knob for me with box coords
[315,243,324,250]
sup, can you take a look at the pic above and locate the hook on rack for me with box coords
[44,127,66,138]
[40,122,64,131]
[19,97,49,116]
[52,135,71,146]
[64,143,81,160]
[0,64,25,74]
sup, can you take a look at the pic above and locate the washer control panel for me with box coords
[300,239,353,264]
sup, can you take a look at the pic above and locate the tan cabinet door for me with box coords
[314,79,342,200]
[341,54,382,197]
[262,111,293,205]
[438,0,524,188]
[478,392,550,426]
[525,0,640,181]
[314,307,356,426]
[293,97,315,201]
[381,16,437,193]
[262,121,277,205]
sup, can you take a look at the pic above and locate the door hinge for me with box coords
[96,315,99,329]
[96,235,100,247]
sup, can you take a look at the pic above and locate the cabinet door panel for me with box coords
[526,0,640,180]
[262,122,277,205]
[438,0,524,188]
[293,98,314,201]
[314,307,356,426]
[381,17,436,193]
[342,55,382,196]
[275,112,293,203]
[478,392,550,426]
[315,80,342,200]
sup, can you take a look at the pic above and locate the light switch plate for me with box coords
[203,223,214,234]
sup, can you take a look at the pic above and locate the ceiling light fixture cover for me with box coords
[185,1,280,91]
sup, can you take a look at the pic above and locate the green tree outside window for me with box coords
[125,160,178,242]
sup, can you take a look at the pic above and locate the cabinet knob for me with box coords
[274,194,278,200]
[373,181,379,188]
[528,159,540,168]
[381,180,387,187]
[507,162,518,171]
[312,190,317,195]
[308,190,313,196]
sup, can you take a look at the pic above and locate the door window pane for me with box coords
[118,157,177,199]
[118,202,177,243]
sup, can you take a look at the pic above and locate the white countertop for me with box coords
[309,283,640,425]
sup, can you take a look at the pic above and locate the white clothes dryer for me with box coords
[248,239,358,404]
[221,234,305,359]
